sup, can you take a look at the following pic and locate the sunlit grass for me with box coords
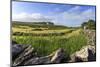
[12,29,87,57]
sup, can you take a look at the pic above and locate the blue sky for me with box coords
[12,1,96,27]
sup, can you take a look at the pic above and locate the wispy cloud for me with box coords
[12,2,95,27]
[12,12,52,22]
[52,6,95,27]
[68,6,81,13]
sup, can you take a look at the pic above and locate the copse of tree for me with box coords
[81,19,96,30]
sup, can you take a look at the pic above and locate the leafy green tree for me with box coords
[81,19,96,30]
[87,20,96,29]
[81,22,87,28]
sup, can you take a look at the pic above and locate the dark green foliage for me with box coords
[87,20,96,29]
[81,22,87,28]
[81,19,96,30]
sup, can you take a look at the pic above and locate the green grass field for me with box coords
[12,22,87,57]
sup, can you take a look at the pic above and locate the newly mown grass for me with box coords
[12,29,87,57]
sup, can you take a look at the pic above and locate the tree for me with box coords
[81,19,96,30]
[81,22,87,28]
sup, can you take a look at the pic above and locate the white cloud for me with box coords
[12,7,95,27]
[12,12,52,22]
[68,6,81,13]
[81,8,95,20]
[52,7,95,27]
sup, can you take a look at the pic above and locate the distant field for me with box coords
[12,22,87,57]
[12,21,69,30]
[12,27,74,36]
